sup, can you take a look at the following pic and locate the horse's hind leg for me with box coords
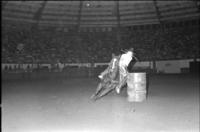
[116,76,127,94]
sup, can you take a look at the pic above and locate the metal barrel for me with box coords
[127,72,147,102]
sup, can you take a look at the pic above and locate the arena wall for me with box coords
[2,59,199,74]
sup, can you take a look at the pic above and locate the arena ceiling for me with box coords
[2,1,200,31]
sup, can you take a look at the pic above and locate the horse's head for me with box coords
[110,54,118,69]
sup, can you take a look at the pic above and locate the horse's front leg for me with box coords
[91,82,104,100]
[94,82,117,100]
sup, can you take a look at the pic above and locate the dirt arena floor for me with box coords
[2,74,199,132]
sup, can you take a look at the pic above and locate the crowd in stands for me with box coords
[122,25,199,61]
[2,23,199,65]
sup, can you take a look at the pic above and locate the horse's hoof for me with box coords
[91,97,98,102]
[90,95,97,101]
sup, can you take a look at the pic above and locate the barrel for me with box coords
[127,72,147,102]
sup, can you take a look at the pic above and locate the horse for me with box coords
[91,54,120,101]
